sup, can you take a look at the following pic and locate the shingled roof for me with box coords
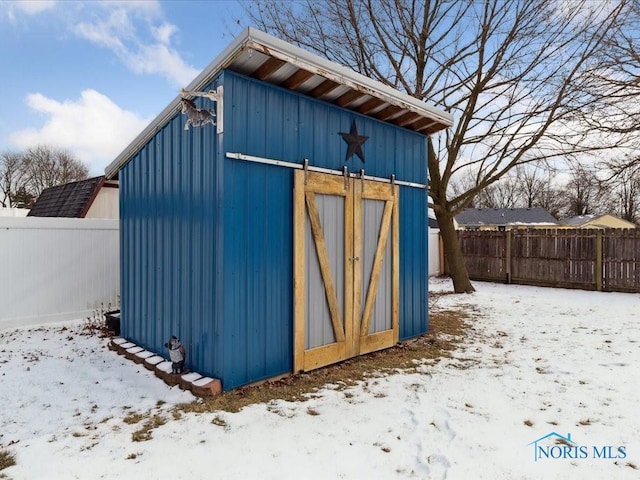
[456,208,558,228]
[28,176,105,218]
[561,214,636,229]
[561,215,596,226]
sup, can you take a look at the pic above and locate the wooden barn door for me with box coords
[355,178,399,355]
[294,170,398,373]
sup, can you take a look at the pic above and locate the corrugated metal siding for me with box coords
[221,157,293,389]
[224,71,427,185]
[399,186,429,339]
[120,69,429,390]
[222,71,294,388]
[120,88,220,379]
[223,71,429,384]
[224,72,428,348]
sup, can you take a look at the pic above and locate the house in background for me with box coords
[560,214,636,229]
[455,207,558,231]
[28,176,118,219]
[104,28,453,390]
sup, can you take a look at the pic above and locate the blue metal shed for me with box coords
[105,28,453,390]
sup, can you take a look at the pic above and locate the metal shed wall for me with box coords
[220,72,295,389]
[119,69,430,391]
[119,89,221,380]
[220,71,429,388]
[219,158,293,389]
[223,71,429,184]
[398,186,429,339]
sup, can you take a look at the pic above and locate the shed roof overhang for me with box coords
[105,27,453,179]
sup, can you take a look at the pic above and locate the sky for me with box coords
[0,0,251,176]
[1,278,639,479]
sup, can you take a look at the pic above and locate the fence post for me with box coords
[595,230,602,291]
[438,233,447,275]
[505,229,512,284]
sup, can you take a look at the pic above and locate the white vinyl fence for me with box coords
[0,207,30,217]
[428,228,441,276]
[0,217,119,330]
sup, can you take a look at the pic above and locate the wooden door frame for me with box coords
[294,171,353,372]
[294,170,398,373]
[354,179,399,355]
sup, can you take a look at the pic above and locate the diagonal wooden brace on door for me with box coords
[305,191,346,343]
[359,198,394,336]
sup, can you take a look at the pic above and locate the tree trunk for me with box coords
[435,209,475,293]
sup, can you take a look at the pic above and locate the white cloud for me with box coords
[126,42,199,85]
[73,8,133,52]
[2,0,57,23]
[152,22,177,44]
[73,4,199,86]
[8,0,56,15]
[554,0,621,27]
[9,89,150,174]
[100,0,162,15]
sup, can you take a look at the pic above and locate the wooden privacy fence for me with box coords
[455,228,640,293]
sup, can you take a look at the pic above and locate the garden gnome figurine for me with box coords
[164,335,186,374]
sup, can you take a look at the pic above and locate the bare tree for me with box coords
[578,1,640,138]
[616,170,640,224]
[452,170,520,209]
[0,146,87,207]
[22,145,88,200]
[515,165,566,218]
[454,164,568,218]
[563,165,598,217]
[247,0,633,292]
[532,187,567,221]
[517,166,548,209]
[604,156,640,224]
[0,151,27,208]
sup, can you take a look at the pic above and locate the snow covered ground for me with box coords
[1,279,639,479]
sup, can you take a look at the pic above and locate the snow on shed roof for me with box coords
[105,27,453,179]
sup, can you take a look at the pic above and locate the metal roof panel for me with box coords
[106,27,453,179]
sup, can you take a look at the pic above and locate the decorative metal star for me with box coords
[339,120,369,163]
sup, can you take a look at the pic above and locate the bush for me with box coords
[0,449,16,471]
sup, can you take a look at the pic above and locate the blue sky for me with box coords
[0,0,251,175]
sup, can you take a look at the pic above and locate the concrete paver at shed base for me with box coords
[108,337,222,397]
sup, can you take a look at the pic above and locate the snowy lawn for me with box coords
[1,279,639,479]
